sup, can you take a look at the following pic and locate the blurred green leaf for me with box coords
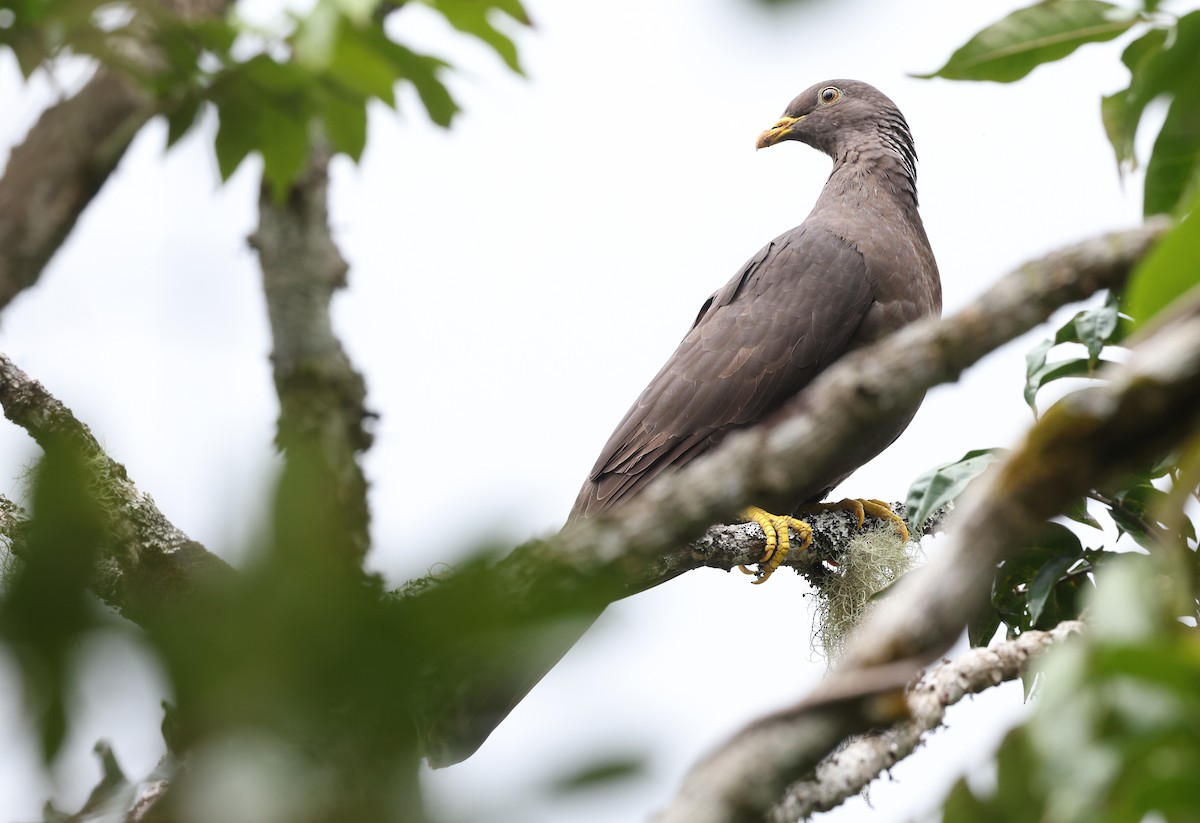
[1101,27,1169,171]
[905,448,1005,533]
[1067,291,1122,362]
[992,524,1088,635]
[422,0,529,74]
[327,18,401,106]
[165,92,205,148]
[1026,553,1078,625]
[210,57,316,189]
[917,0,1138,83]
[320,86,369,161]
[1063,496,1101,529]
[1023,356,1096,414]
[1144,80,1200,217]
[1024,294,1125,413]
[547,754,648,794]
[968,606,1002,648]
[379,40,460,126]
[1124,204,1200,327]
[0,441,105,761]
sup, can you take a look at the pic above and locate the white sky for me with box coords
[0,0,1151,820]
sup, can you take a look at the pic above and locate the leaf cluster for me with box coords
[907,292,1198,647]
[922,0,1200,326]
[0,0,531,193]
[943,558,1200,823]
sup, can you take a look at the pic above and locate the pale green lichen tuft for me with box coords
[810,526,919,662]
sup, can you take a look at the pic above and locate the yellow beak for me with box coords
[756,115,804,149]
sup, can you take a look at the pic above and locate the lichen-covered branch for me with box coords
[249,139,373,567]
[769,621,1085,822]
[0,351,234,623]
[654,275,1200,823]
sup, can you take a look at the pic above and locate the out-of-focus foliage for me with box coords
[944,557,1200,823]
[904,447,1005,534]
[0,441,104,762]
[916,3,1200,819]
[1022,292,1126,417]
[916,0,1139,83]
[908,290,1196,647]
[0,0,530,192]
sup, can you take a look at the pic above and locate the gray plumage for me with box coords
[571,79,941,519]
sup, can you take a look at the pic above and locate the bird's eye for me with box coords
[819,86,841,104]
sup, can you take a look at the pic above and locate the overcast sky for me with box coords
[0,0,1150,820]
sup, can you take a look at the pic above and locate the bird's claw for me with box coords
[806,498,910,543]
[738,506,813,584]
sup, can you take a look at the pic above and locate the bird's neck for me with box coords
[824,131,920,214]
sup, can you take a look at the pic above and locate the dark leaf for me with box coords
[1144,79,1200,217]
[1026,553,1078,625]
[165,92,205,148]
[967,607,1002,648]
[1101,26,1169,171]
[1064,496,1102,529]
[917,0,1138,83]
[547,753,647,794]
[905,448,1005,534]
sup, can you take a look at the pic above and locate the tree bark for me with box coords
[249,139,373,567]
[0,352,234,623]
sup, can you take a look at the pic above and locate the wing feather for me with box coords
[571,225,872,518]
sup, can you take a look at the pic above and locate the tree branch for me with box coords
[415,219,1171,764]
[0,351,234,623]
[654,263,1200,823]
[249,139,373,566]
[0,0,231,311]
[768,620,1084,822]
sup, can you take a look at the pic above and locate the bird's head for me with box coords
[755,79,908,159]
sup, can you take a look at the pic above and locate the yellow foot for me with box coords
[803,498,910,543]
[738,506,813,584]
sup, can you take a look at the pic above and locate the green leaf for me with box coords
[422,0,529,74]
[165,92,205,149]
[210,57,317,188]
[967,606,1002,648]
[327,19,401,106]
[547,754,647,794]
[942,778,998,823]
[1124,190,1200,326]
[320,87,369,161]
[0,441,105,762]
[1101,27,1169,171]
[1144,79,1200,217]
[381,42,460,127]
[1070,291,1121,362]
[905,448,1005,533]
[1027,553,1078,625]
[1024,356,1096,414]
[917,0,1138,83]
[258,105,312,195]
[1063,496,1101,529]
